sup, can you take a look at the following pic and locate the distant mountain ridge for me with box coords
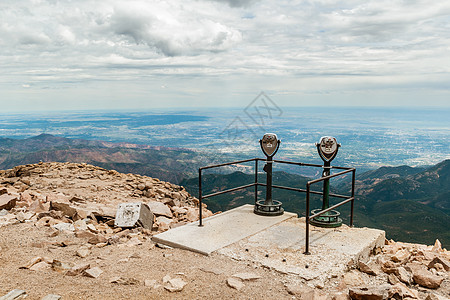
[0,134,200,183]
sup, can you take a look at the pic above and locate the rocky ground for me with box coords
[0,162,449,299]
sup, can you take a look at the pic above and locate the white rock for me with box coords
[232,272,261,281]
[227,277,244,291]
[147,201,173,218]
[52,222,75,232]
[164,278,187,292]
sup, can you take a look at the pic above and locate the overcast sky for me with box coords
[1,0,449,112]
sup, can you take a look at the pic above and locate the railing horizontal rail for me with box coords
[201,183,256,199]
[257,183,350,199]
[308,197,354,220]
[200,158,256,170]
[307,168,354,184]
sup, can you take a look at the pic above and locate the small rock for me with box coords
[73,219,88,231]
[432,239,442,252]
[227,277,244,291]
[0,194,18,210]
[425,292,449,300]
[16,211,34,222]
[52,222,75,232]
[164,278,187,292]
[29,261,51,272]
[87,223,98,233]
[342,270,364,286]
[232,272,261,281]
[147,201,173,218]
[200,266,223,275]
[388,283,419,299]
[388,273,400,285]
[76,247,91,258]
[20,256,42,269]
[0,289,27,299]
[88,234,108,245]
[110,276,140,285]
[65,263,90,276]
[428,256,450,271]
[28,200,48,213]
[348,286,389,300]
[84,267,103,278]
[331,292,349,300]
[144,279,160,288]
[392,249,410,263]
[41,295,62,300]
[412,269,444,289]
[75,230,97,239]
[51,260,74,273]
[358,260,379,276]
[126,237,143,247]
[156,216,174,231]
[284,284,327,299]
[162,274,171,283]
[50,200,77,218]
[396,266,412,284]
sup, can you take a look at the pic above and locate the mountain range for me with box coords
[0,134,200,184]
[0,134,448,247]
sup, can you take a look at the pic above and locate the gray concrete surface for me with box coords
[153,204,385,286]
[152,204,297,255]
[217,217,385,286]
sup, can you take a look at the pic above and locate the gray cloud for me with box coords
[0,0,449,110]
[208,0,258,8]
[109,2,242,56]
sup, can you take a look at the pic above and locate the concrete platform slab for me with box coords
[152,204,297,255]
[217,217,385,286]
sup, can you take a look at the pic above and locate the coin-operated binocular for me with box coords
[254,133,284,216]
[310,136,343,227]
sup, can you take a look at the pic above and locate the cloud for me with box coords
[109,1,242,56]
[0,0,449,110]
[208,0,258,8]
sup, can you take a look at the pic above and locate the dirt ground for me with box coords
[0,221,297,300]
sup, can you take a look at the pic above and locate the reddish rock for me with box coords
[392,249,410,263]
[147,201,173,218]
[83,267,103,278]
[66,263,91,276]
[88,234,108,245]
[0,194,18,210]
[388,283,419,299]
[396,266,412,284]
[428,256,450,271]
[412,269,444,289]
[358,260,380,276]
[348,286,389,300]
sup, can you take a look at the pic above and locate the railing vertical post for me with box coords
[198,168,203,227]
[254,159,258,205]
[304,183,311,255]
[350,168,355,227]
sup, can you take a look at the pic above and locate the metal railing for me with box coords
[198,158,355,254]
